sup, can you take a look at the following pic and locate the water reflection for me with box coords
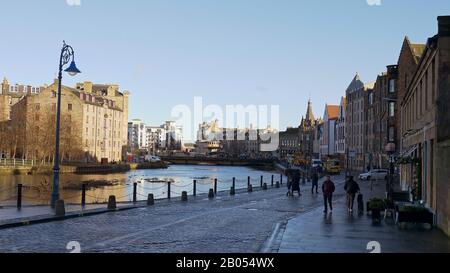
[0,165,280,206]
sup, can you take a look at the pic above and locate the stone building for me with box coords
[279,127,299,160]
[345,74,374,172]
[11,80,129,163]
[299,99,317,163]
[366,65,399,170]
[400,16,450,235]
[0,77,46,122]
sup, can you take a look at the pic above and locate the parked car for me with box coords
[359,169,389,181]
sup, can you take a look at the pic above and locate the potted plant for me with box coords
[397,206,433,226]
[368,198,385,224]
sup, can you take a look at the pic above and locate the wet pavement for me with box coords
[277,178,450,253]
[0,174,449,253]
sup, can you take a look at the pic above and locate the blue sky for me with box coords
[1,0,449,132]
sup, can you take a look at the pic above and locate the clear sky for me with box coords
[1,0,449,134]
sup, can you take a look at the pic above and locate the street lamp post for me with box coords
[51,41,81,208]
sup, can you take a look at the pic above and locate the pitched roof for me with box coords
[398,37,426,65]
[325,105,339,120]
[345,73,365,93]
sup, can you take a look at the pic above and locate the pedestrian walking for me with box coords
[322,176,335,213]
[291,170,301,197]
[344,176,360,213]
[286,170,293,197]
[311,169,319,194]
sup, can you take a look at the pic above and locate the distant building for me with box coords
[335,97,347,157]
[345,74,374,171]
[127,120,183,154]
[196,120,275,158]
[279,127,299,159]
[299,99,317,163]
[0,77,46,122]
[320,104,339,159]
[128,119,148,150]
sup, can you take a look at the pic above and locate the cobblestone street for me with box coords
[1,175,449,253]
[0,176,347,253]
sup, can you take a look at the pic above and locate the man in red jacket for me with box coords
[322,176,336,213]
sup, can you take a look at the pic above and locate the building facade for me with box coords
[320,104,339,159]
[400,16,450,235]
[279,127,300,160]
[0,77,46,122]
[10,80,129,163]
[345,74,374,172]
[299,99,317,163]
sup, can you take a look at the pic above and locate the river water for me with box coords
[0,165,282,206]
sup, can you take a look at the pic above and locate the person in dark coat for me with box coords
[322,176,335,213]
[311,169,319,194]
[344,176,360,213]
[291,170,301,197]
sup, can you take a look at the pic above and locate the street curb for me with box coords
[0,205,141,231]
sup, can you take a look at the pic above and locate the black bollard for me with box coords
[147,194,155,206]
[248,184,253,193]
[230,187,235,195]
[271,175,274,187]
[167,182,171,199]
[276,182,280,188]
[55,200,65,216]
[280,174,283,185]
[260,176,263,188]
[208,189,215,199]
[133,182,137,204]
[108,196,117,210]
[81,183,86,208]
[17,184,22,210]
[263,183,268,190]
[181,191,188,202]
[193,180,197,197]
[248,176,251,187]
[232,177,236,189]
[214,179,218,195]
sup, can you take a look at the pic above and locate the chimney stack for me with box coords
[84,81,93,93]
[438,16,450,37]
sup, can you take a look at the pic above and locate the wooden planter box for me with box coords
[397,210,434,225]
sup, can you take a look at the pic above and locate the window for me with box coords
[68,103,73,111]
[389,126,395,142]
[389,79,396,93]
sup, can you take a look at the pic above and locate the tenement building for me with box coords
[11,80,129,163]
[399,16,450,235]
[345,74,374,172]
[366,65,399,169]
[335,97,347,163]
[0,77,46,122]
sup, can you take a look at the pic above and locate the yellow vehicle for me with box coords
[324,159,341,175]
